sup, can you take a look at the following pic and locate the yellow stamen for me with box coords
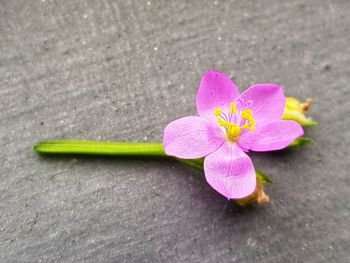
[227,123,241,141]
[229,102,237,114]
[217,117,227,126]
[213,102,256,142]
[214,108,222,116]
[241,109,253,120]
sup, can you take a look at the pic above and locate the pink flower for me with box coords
[163,70,304,199]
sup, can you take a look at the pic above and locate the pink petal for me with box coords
[239,84,285,126]
[196,70,240,121]
[239,120,304,152]
[204,142,256,199]
[163,116,225,159]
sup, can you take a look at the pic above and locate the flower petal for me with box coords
[239,84,285,126]
[196,70,240,121]
[239,120,304,152]
[204,142,256,199]
[163,116,224,159]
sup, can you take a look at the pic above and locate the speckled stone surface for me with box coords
[0,0,349,262]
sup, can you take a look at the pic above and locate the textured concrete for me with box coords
[0,0,349,262]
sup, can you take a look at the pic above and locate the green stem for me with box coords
[34,140,166,157]
[176,158,204,171]
[34,140,273,184]
[34,136,312,156]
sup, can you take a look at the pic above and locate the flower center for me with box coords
[214,99,256,142]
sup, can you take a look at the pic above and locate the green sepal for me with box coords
[283,110,318,127]
[256,170,272,184]
[288,136,313,147]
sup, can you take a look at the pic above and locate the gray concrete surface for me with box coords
[1,0,349,262]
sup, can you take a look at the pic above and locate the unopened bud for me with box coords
[283,97,317,126]
[235,171,271,206]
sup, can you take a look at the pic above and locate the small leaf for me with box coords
[288,137,313,147]
[256,170,272,184]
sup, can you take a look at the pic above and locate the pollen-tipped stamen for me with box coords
[214,101,256,142]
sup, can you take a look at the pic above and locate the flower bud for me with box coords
[235,170,270,206]
[282,97,317,126]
